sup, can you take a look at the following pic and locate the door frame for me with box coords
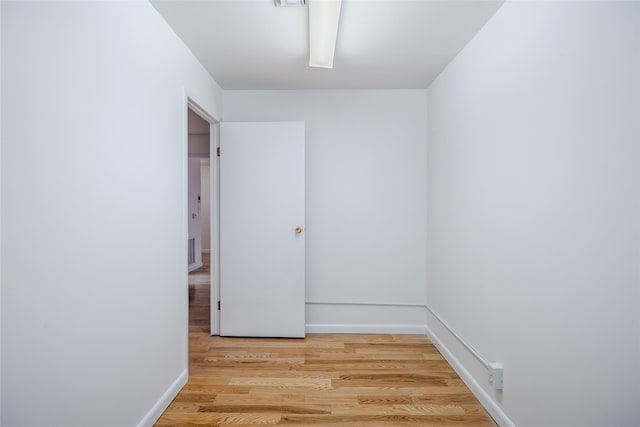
[210,122,221,336]
[184,95,220,340]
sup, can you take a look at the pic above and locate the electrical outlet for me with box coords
[488,362,503,390]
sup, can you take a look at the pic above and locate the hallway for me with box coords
[188,253,211,334]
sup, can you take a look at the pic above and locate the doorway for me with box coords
[186,100,220,336]
[184,109,305,339]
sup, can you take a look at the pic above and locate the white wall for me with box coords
[188,134,210,157]
[426,2,640,426]
[188,158,202,271]
[224,90,427,333]
[200,160,211,252]
[1,2,221,426]
[0,1,3,422]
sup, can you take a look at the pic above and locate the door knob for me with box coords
[295,226,303,234]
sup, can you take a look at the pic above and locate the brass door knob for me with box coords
[295,226,303,234]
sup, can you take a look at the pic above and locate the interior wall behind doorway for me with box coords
[187,108,211,269]
[187,158,203,271]
[200,159,211,253]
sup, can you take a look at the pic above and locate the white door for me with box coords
[220,122,305,338]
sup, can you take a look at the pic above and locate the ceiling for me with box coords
[151,0,504,90]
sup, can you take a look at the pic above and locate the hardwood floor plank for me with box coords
[156,412,281,425]
[181,384,251,394]
[279,414,493,425]
[228,377,332,389]
[331,403,466,416]
[199,405,332,415]
[213,393,307,405]
[173,393,218,403]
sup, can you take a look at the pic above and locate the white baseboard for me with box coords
[188,261,203,273]
[137,369,187,427]
[425,323,515,427]
[306,323,426,334]
[305,302,427,335]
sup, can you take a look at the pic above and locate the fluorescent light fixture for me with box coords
[274,0,306,7]
[308,0,342,68]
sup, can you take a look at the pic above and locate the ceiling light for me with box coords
[274,0,306,7]
[308,0,342,68]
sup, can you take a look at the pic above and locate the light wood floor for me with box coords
[188,253,211,334]
[156,255,496,426]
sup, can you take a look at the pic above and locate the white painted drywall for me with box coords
[200,160,211,252]
[188,158,202,271]
[188,134,210,158]
[0,1,3,422]
[426,2,640,426]
[223,90,427,331]
[1,2,221,426]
